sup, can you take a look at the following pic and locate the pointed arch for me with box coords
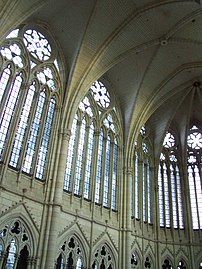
[55,231,88,269]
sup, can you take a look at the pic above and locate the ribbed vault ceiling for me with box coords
[2,0,202,150]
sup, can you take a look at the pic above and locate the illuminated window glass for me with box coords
[95,130,104,204]
[187,125,202,229]
[158,132,184,229]
[103,134,111,207]
[9,82,36,168]
[0,66,11,105]
[36,97,56,179]
[74,117,86,195]
[64,115,78,191]
[111,139,118,210]
[64,81,119,211]
[23,91,46,174]
[0,25,59,181]
[132,130,152,224]
[23,29,51,61]
[55,236,85,269]
[0,220,31,268]
[134,150,139,219]
[90,80,110,108]
[83,122,94,199]
[0,73,23,160]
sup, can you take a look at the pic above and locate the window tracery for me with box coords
[0,25,61,180]
[187,125,202,229]
[132,126,152,223]
[158,131,184,229]
[0,219,32,269]
[92,244,115,269]
[55,236,85,269]
[64,81,119,210]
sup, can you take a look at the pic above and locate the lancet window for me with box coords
[64,81,119,210]
[132,126,152,223]
[187,125,202,229]
[158,131,184,229]
[0,25,60,180]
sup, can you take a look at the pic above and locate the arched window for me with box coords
[55,236,85,269]
[64,81,120,210]
[158,131,184,229]
[0,25,60,180]
[187,125,202,230]
[132,126,152,223]
[92,244,115,269]
[0,219,32,269]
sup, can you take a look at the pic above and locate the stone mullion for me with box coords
[100,135,107,207]
[108,137,114,209]
[192,166,200,229]
[124,167,132,269]
[131,157,135,218]
[69,119,82,195]
[167,160,174,231]
[138,160,143,226]
[90,129,100,204]
[80,123,90,200]
[184,163,195,269]
[30,98,50,184]
[114,142,121,212]
[0,251,7,268]
[2,79,28,161]
[42,104,61,195]
[154,164,161,269]
[145,161,149,223]
[134,151,138,220]
[0,63,16,118]
[173,164,180,229]
[0,78,29,184]
[161,163,166,228]
[14,85,39,173]
[149,165,155,225]
[13,253,19,269]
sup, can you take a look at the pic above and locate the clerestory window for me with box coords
[0,25,61,180]
[187,125,202,230]
[158,131,184,229]
[132,126,152,223]
[64,81,119,210]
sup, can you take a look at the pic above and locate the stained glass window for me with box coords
[158,132,184,229]
[187,125,202,229]
[0,25,59,180]
[64,81,119,210]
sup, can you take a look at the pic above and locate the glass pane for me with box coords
[36,98,55,179]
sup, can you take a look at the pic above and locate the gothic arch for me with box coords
[91,240,117,269]
[55,230,88,269]
[0,211,38,257]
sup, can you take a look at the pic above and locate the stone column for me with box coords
[125,167,132,269]
[0,251,7,268]
[42,129,71,269]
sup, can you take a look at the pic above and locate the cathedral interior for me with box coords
[0,0,202,268]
